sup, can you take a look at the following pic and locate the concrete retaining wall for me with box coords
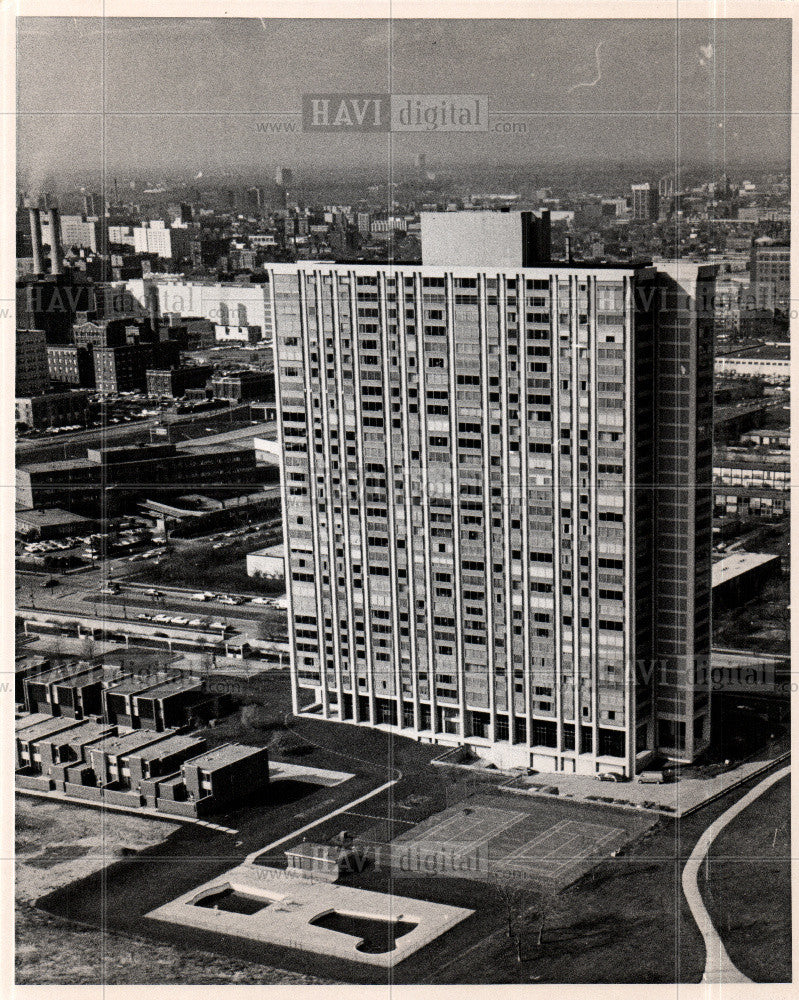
[62,781,102,801]
[102,787,142,808]
[156,795,214,818]
[15,772,53,792]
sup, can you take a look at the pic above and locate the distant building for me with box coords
[47,344,95,388]
[715,345,790,383]
[73,317,153,350]
[749,242,790,313]
[601,198,628,218]
[107,225,136,247]
[16,440,277,515]
[214,324,263,344]
[16,328,50,396]
[246,543,285,579]
[371,216,409,234]
[16,271,96,344]
[133,221,193,260]
[714,447,790,520]
[126,277,273,341]
[740,427,789,449]
[146,365,213,399]
[658,175,675,198]
[41,213,99,253]
[93,341,180,394]
[210,369,274,402]
[712,552,781,610]
[16,507,97,540]
[631,183,659,221]
[161,314,217,350]
[15,390,91,430]
[714,447,790,491]
[737,206,790,223]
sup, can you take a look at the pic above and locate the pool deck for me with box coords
[146,863,473,967]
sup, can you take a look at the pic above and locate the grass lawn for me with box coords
[16,907,336,986]
[16,797,332,985]
[701,773,791,983]
[28,712,791,985]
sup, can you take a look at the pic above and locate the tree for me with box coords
[535,889,558,948]
[492,872,541,964]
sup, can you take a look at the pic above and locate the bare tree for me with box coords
[492,870,543,964]
[535,888,558,948]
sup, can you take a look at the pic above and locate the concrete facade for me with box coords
[270,222,715,775]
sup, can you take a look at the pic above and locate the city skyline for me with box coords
[17,17,791,190]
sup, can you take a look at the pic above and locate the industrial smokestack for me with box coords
[47,207,64,275]
[28,207,44,274]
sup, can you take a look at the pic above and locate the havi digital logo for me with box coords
[303,94,489,132]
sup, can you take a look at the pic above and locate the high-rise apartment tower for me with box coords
[270,212,715,775]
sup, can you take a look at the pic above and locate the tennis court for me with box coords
[495,818,627,881]
[383,799,631,888]
[398,805,527,853]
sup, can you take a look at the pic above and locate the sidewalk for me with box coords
[682,764,790,982]
[495,745,790,817]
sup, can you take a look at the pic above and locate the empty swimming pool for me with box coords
[310,910,418,954]
[194,886,271,915]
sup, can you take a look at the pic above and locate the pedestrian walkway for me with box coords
[682,764,790,983]
[245,773,401,865]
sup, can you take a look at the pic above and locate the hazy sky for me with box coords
[16,17,791,189]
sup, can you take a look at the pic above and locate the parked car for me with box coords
[190,592,209,601]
